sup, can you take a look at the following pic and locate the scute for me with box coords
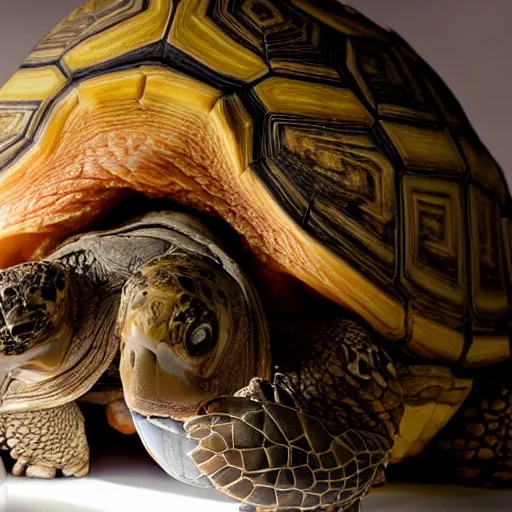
[169,0,268,82]
[23,0,148,66]
[0,0,510,368]
[0,107,38,168]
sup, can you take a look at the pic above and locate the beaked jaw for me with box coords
[120,317,208,420]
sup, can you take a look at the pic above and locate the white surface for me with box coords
[5,432,512,512]
[0,458,5,511]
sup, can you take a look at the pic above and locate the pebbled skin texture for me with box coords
[273,313,404,443]
[432,375,512,487]
[0,401,89,478]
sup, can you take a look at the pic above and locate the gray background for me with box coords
[0,0,511,178]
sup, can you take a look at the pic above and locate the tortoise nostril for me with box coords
[130,350,135,369]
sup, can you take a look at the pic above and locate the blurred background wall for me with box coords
[0,0,511,178]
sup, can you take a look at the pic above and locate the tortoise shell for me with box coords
[0,0,510,368]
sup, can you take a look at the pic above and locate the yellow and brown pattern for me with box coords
[24,0,148,66]
[0,0,510,369]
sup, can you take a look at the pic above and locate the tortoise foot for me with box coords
[184,379,387,511]
[433,375,512,487]
[0,401,89,478]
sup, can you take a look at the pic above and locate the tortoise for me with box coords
[0,0,511,509]
[0,209,265,481]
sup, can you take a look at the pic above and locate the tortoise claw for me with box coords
[233,374,303,410]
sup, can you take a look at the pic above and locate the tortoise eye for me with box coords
[186,322,216,358]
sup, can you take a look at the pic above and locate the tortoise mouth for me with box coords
[120,322,208,421]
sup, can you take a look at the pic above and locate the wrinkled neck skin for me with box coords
[0,270,96,384]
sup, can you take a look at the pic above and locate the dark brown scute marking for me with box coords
[208,0,345,82]
[264,402,302,440]
[319,451,338,470]
[266,444,288,467]
[262,421,287,448]
[313,469,328,482]
[199,454,227,475]
[211,466,242,487]
[291,435,311,452]
[276,468,295,489]
[244,410,266,431]
[252,469,279,486]
[234,419,264,449]
[241,447,269,471]
[191,448,215,466]
[212,422,234,442]
[275,488,303,507]
[290,448,308,467]
[350,36,434,116]
[293,465,314,488]
[309,481,328,494]
[302,493,320,508]
[202,431,229,452]
[248,485,277,506]
[224,449,243,467]
[307,453,321,471]
[227,478,255,500]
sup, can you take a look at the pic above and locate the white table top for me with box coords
[5,423,512,512]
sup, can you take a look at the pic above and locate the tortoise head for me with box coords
[118,253,268,420]
[0,261,75,380]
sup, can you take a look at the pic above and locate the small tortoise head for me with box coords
[118,253,267,420]
[0,261,74,378]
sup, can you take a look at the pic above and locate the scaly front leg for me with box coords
[185,375,390,512]
[184,314,404,511]
[0,401,89,478]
